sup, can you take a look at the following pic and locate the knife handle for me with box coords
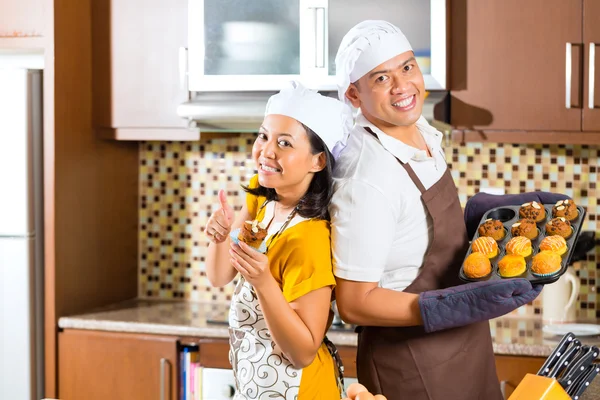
[567,363,596,396]
[561,345,596,384]
[537,332,576,376]
[548,340,582,378]
[572,364,600,400]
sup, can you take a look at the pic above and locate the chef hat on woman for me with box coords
[335,20,413,106]
[265,81,353,158]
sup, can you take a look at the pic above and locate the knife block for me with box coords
[508,374,571,400]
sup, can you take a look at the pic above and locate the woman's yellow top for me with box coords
[245,175,340,399]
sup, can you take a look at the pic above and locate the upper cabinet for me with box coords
[0,0,45,38]
[450,0,600,133]
[583,0,600,131]
[187,0,446,92]
[92,0,190,136]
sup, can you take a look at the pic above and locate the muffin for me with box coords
[478,218,506,241]
[540,235,568,255]
[519,201,546,223]
[552,199,578,221]
[463,252,492,278]
[471,236,499,258]
[510,219,538,240]
[505,236,533,257]
[238,220,268,248]
[531,250,562,277]
[545,217,573,238]
[498,254,527,278]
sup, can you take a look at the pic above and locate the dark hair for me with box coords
[243,123,335,221]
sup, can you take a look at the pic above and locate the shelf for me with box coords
[452,130,600,145]
[0,36,46,51]
[96,128,243,141]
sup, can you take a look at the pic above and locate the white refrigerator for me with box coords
[0,57,44,400]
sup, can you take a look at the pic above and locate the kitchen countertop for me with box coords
[58,299,600,355]
[59,299,600,399]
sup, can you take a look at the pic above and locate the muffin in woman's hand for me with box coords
[478,219,506,241]
[471,236,499,258]
[519,201,546,222]
[531,250,562,277]
[463,252,492,278]
[552,199,578,221]
[540,235,568,255]
[545,217,573,238]
[505,236,532,257]
[238,220,268,249]
[510,219,538,240]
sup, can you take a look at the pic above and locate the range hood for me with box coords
[177,91,450,133]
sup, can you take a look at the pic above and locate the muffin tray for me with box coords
[459,203,586,284]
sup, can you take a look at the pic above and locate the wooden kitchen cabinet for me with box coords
[59,330,178,400]
[92,0,194,140]
[495,355,545,399]
[583,0,600,131]
[450,0,600,135]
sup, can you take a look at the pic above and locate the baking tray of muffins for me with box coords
[459,199,586,284]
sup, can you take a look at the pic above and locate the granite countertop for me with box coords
[59,299,600,356]
[59,300,600,399]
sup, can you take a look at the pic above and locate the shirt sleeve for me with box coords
[280,224,336,303]
[330,179,397,282]
[245,175,260,219]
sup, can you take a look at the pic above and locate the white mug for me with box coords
[542,267,580,324]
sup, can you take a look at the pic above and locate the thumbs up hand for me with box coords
[205,189,236,244]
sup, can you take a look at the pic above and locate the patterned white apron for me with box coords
[228,276,302,400]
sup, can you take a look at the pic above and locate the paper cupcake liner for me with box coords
[531,270,560,278]
[229,228,267,254]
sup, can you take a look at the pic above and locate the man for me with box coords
[330,21,541,399]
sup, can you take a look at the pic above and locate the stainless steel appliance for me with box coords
[0,54,44,400]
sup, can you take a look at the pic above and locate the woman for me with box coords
[204,81,352,399]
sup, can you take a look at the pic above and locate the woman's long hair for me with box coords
[243,123,335,221]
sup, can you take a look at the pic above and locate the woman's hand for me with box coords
[205,189,235,244]
[229,241,274,289]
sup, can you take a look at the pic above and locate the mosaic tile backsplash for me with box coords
[139,137,599,319]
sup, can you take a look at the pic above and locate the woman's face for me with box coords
[252,114,325,192]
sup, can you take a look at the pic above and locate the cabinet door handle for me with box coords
[590,42,596,109]
[311,7,326,68]
[179,47,188,91]
[160,358,171,400]
[566,42,573,109]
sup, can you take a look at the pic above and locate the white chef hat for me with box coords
[265,81,353,155]
[335,20,413,105]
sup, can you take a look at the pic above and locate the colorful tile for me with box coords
[139,138,600,318]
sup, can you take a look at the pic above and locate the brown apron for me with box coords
[356,135,503,400]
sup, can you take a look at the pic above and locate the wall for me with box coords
[139,137,599,319]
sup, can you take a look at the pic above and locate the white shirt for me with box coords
[330,112,447,291]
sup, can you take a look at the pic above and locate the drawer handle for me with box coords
[160,358,171,400]
[590,42,596,109]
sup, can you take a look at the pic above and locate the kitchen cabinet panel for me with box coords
[59,330,178,400]
[583,0,600,131]
[495,355,545,399]
[92,0,188,132]
[451,0,583,132]
[0,0,45,38]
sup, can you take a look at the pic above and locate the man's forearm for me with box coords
[337,284,422,327]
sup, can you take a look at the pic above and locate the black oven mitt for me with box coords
[419,279,542,333]
[463,191,571,238]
